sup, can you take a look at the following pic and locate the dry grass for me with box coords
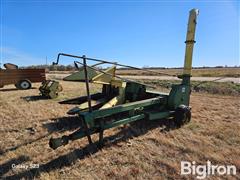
[0,81,239,179]
[48,67,240,77]
[116,67,240,77]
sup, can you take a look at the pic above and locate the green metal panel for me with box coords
[80,96,166,126]
[103,114,145,129]
[167,83,191,109]
[125,82,146,101]
[147,111,174,120]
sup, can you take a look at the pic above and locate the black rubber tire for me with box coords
[174,105,191,127]
[17,80,32,90]
[15,83,20,89]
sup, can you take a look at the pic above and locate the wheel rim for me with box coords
[21,81,30,89]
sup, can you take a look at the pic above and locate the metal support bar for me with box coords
[49,114,145,149]
[82,56,93,144]
[98,121,104,148]
[103,114,145,130]
[53,53,175,77]
[83,55,93,112]
[83,118,93,144]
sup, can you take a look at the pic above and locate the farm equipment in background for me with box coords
[49,9,199,150]
[3,63,18,69]
[0,63,46,90]
[39,80,63,99]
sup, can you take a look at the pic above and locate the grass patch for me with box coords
[141,80,240,96]
[186,122,201,131]
[116,67,240,77]
[192,81,240,95]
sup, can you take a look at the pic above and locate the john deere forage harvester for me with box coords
[49,9,199,150]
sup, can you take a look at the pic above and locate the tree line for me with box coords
[17,64,240,71]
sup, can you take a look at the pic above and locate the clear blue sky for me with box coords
[1,1,239,68]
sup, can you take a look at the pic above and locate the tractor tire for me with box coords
[16,80,32,90]
[174,105,191,127]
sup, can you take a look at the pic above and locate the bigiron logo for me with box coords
[181,161,237,179]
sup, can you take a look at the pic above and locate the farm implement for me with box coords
[0,63,45,90]
[49,9,199,150]
[39,80,63,99]
[0,62,62,98]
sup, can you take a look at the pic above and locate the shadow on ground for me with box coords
[0,133,52,157]
[0,156,30,178]
[21,95,49,101]
[43,116,83,133]
[0,116,82,156]
[3,118,179,179]
[0,87,37,92]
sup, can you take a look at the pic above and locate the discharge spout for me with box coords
[183,9,199,75]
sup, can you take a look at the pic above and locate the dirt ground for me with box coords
[0,81,239,179]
